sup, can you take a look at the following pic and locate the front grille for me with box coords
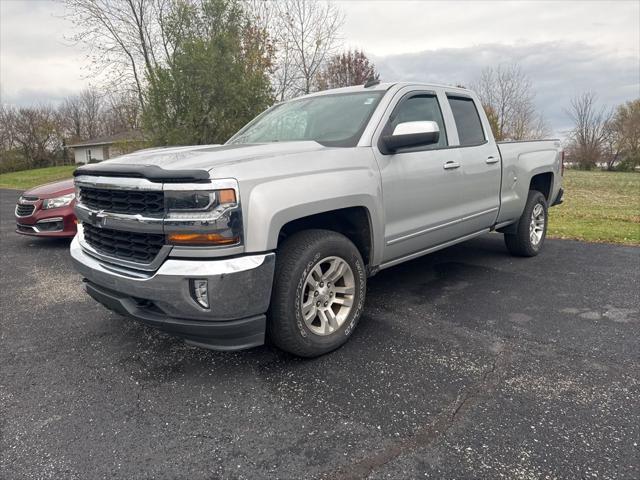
[16,204,35,216]
[80,187,164,215]
[83,224,165,263]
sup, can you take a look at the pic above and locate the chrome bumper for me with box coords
[70,236,275,349]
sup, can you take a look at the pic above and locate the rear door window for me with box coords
[447,96,486,146]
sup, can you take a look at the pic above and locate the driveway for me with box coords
[1,188,638,479]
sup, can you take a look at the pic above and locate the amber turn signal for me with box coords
[167,232,239,246]
[217,189,236,204]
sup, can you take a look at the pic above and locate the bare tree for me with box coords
[247,0,343,100]
[59,87,107,140]
[473,63,549,140]
[528,113,552,140]
[60,95,84,139]
[64,0,176,109]
[1,90,144,173]
[80,88,103,138]
[9,105,63,168]
[603,98,640,170]
[103,90,142,134]
[603,116,623,171]
[565,92,611,170]
[244,0,289,100]
[0,105,18,152]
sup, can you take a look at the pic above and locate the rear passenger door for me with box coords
[444,93,501,232]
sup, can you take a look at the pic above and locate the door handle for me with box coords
[486,156,499,164]
[443,161,460,170]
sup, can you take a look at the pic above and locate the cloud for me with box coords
[373,41,640,135]
[0,0,86,106]
[341,1,639,57]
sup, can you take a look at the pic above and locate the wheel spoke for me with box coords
[302,296,314,309]
[327,261,346,282]
[317,310,331,334]
[325,308,339,331]
[533,204,543,217]
[302,301,316,322]
[312,264,324,281]
[323,259,340,281]
[333,285,355,295]
[332,296,353,307]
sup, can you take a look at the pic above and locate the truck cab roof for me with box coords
[297,82,474,100]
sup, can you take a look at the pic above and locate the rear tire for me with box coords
[504,190,548,257]
[268,229,367,357]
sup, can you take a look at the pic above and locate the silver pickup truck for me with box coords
[70,82,563,357]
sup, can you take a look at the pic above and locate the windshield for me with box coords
[228,91,385,147]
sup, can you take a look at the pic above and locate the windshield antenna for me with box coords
[364,77,381,88]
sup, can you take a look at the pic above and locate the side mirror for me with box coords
[381,121,440,153]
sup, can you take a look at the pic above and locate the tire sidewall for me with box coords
[290,236,366,350]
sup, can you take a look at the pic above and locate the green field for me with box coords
[548,170,640,245]
[1,165,638,245]
[0,165,76,190]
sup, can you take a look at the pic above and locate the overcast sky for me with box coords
[1,0,639,134]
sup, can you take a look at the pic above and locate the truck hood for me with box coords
[23,178,75,198]
[95,142,328,173]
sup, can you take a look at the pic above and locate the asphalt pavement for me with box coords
[1,188,639,479]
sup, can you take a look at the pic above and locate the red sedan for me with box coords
[15,178,77,238]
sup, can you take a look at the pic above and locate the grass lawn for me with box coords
[548,170,640,246]
[0,165,76,190]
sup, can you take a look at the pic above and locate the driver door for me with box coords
[374,90,468,263]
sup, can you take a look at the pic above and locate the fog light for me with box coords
[190,279,209,308]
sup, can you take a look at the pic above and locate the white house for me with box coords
[67,131,145,164]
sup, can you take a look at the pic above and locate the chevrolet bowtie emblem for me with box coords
[89,210,106,226]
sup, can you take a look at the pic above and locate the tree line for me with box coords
[0,90,140,173]
[1,0,637,173]
[472,63,639,170]
[565,94,639,171]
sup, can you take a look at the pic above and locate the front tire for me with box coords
[268,230,367,357]
[504,190,548,257]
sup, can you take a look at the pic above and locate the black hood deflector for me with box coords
[74,163,210,183]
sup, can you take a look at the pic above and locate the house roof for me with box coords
[66,130,144,148]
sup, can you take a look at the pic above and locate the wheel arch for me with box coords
[243,172,384,267]
[276,206,375,267]
[529,171,554,202]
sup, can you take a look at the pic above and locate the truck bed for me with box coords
[496,139,563,224]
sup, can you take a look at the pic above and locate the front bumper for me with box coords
[70,236,276,350]
[15,203,77,238]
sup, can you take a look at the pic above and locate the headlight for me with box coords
[165,191,214,211]
[164,186,242,246]
[42,193,75,209]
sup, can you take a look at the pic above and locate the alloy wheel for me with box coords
[300,256,355,336]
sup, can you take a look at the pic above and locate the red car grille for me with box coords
[16,204,36,216]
